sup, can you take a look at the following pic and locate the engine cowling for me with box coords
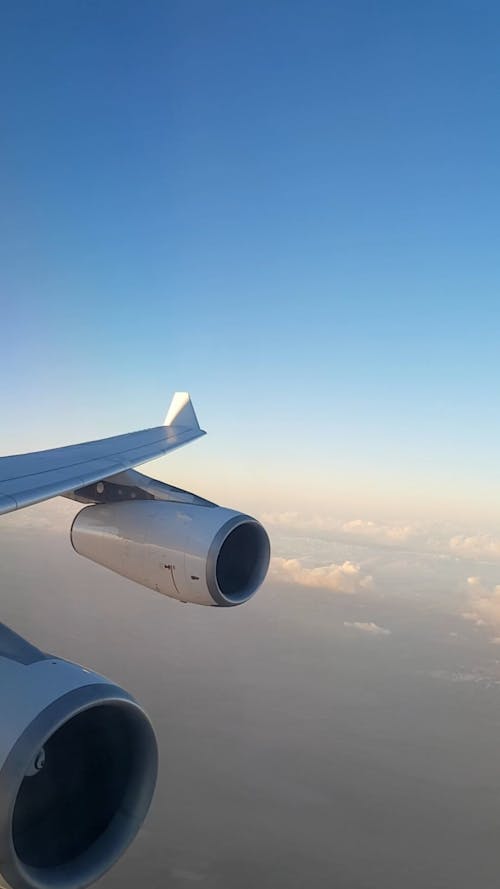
[0,625,157,889]
[71,501,270,606]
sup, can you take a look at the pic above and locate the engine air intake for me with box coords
[214,521,271,604]
[0,682,158,889]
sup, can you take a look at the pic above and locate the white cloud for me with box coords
[261,511,304,527]
[263,510,500,567]
[340,519,415,544]
[343,621,391,636]
[449,535,500,561]
[270,557,373,594]
[262,512,417,545]
[462,576,500,630]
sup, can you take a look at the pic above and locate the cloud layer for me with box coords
[263,511,500,564]
[462,576,500,630]
[270,557,373,594]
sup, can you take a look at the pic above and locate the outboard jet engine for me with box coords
[71,500,270,607]
[0,624,157,889]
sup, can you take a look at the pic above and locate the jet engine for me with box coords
[0,625,158,889]
[71,500,270,606]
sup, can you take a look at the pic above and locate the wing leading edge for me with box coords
[0,392,205,515]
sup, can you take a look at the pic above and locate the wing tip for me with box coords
[164,392,201,430]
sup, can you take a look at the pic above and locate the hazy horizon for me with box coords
[3,499,500,888]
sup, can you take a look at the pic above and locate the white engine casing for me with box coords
[0,626,157,889]
[71,500,270,607]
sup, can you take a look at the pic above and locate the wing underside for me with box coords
[0,393,205,515]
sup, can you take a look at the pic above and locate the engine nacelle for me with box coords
[0,625,157,889]
[71,501,270,607]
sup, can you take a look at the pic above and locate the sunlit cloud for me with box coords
[340,519,415,544]
[262,511,415,544]
[270,557,373,594]
[462,576,500,630]
[262,511,430,550]
[263,511,500,565]
[343,621,391,636]
[449,536,500,561]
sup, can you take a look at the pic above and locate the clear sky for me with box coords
[2,1,500,521]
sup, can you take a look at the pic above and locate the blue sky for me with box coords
[2,1,500,520]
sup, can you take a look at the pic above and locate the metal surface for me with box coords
[0,393,204,515]
[0,635,157,889]
[65,469,215,508]
[71,500,270,607]
[0,626,47,667]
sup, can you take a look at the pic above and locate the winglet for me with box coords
[164,392,201,430]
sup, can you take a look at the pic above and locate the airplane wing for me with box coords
[0,392,204,515]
